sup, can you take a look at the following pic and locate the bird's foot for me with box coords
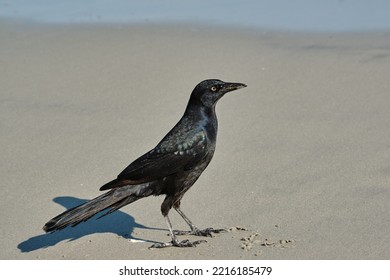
[149,239,206,249]
[174,227,227,237]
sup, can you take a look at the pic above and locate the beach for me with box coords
[1,21,390,259]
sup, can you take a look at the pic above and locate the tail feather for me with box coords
[98,196,139,219]
[43,185,147,232]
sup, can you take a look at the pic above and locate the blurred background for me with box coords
[1,0,390,31]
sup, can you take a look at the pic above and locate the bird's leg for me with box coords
[149,215,206,249]
[173,207,226,237]
[175,206,197,232]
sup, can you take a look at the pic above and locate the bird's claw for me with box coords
[195,227,227,237]
[174,227,227,237]
[149,239,207,249]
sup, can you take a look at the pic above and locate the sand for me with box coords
[1,21,390,259]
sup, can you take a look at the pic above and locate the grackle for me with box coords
[43,79,247,248]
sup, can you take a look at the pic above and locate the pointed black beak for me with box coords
[221,82,247,93]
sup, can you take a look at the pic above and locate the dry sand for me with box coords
[1,21,390,259]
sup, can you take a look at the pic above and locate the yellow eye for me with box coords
[210,86,218,92]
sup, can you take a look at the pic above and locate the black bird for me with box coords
[43,79,247,248]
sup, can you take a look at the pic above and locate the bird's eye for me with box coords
[210,86,218,92]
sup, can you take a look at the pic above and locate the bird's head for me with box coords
[189,79,247,108]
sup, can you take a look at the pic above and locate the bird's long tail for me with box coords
[43,184,151,232]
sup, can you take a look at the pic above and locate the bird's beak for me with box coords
[221,82,247,93]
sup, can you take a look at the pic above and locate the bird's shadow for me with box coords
[18,196,164,253]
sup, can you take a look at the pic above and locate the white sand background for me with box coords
[1,21,390,259]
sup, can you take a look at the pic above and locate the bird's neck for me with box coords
[184,102,218,141]
[185,101,216,121]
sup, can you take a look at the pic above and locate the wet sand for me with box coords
[1,21,390,259]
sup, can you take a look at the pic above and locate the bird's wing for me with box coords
[100,130,208,190]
